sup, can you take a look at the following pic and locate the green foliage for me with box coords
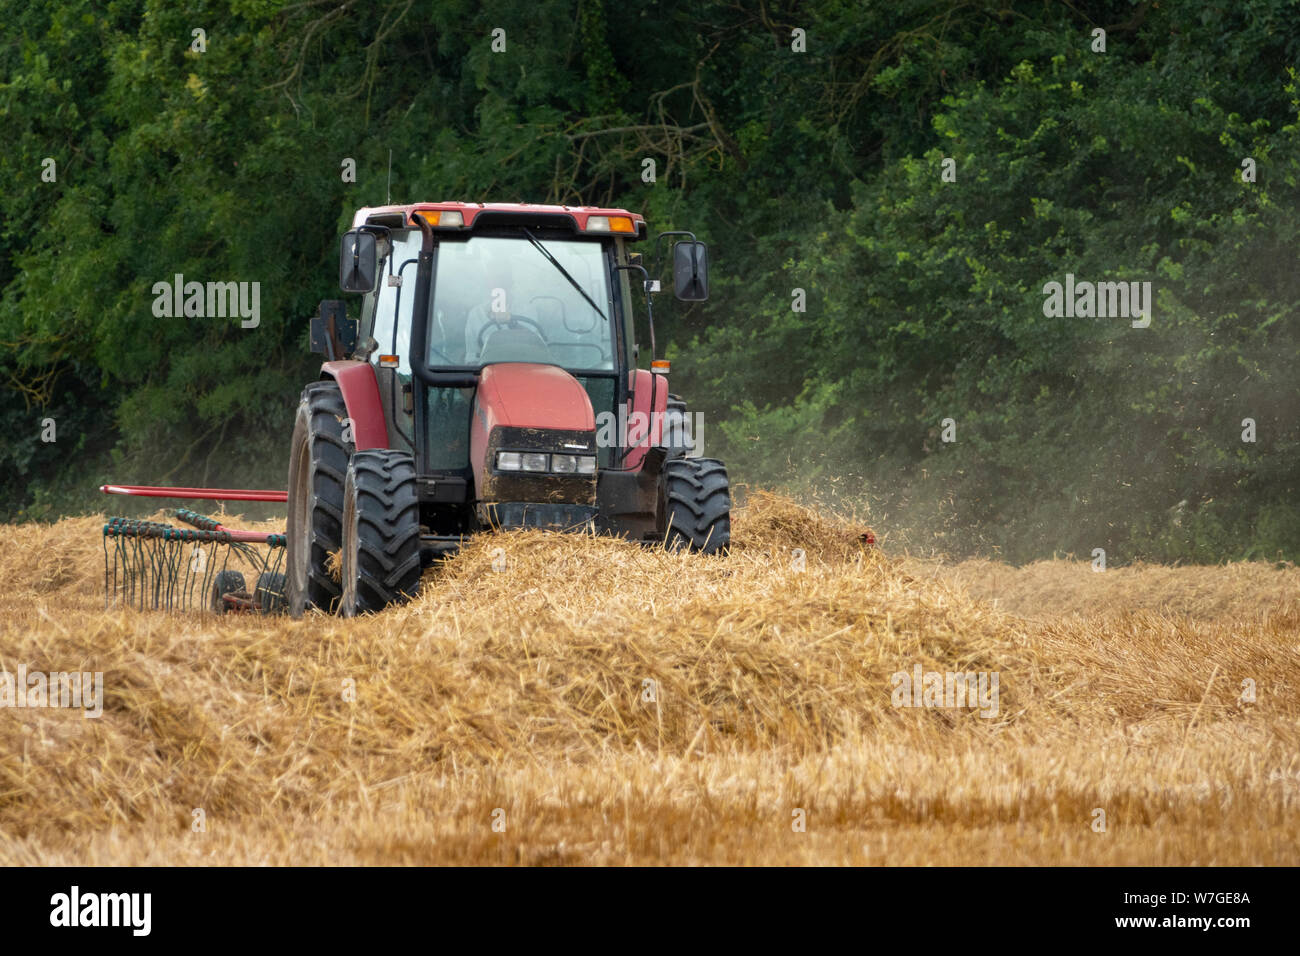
[2,0,1298,563]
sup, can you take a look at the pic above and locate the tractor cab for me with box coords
[287,202,729,617]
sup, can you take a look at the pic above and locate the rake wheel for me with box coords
[210,570,247,614]
[256,572,288,614]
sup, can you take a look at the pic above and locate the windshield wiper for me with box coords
[520,227,608,323]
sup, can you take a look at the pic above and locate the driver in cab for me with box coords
[462,265,551,366]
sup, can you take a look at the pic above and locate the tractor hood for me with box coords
[469,363,599,523]
[473,362,596,432]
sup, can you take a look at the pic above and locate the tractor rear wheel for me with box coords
[340,449,422,616]
[661,457,731,554]
[286,381,353,616]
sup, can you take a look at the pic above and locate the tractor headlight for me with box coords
[497,451,549,471]
[496,451,595,474]
[497,451,551,472]
[551,454,596,475]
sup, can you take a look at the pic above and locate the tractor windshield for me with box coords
[426,234,615,371]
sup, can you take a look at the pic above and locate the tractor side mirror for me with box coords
[339,230,377,293]
[672,240,709,301]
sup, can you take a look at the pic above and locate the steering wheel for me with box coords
[477,314,549,351]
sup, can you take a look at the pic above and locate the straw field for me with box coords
[0,493,1297,865]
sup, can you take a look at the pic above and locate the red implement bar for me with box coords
[101,484,287,502]
[217,528,283,543]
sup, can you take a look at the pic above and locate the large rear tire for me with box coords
[286,382,353,616]
[660,457,731,554]
[340,449,422,617]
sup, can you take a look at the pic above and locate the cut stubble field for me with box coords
[0,493,1297,865]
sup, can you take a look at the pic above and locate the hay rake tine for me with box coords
[148,535,166,610]
[131,533,145,610]
[135,528,149,610]
[162,535,179,611]
[179,536,195,611]
[192,539,213,611]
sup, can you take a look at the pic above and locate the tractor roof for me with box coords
[352,202,646,240]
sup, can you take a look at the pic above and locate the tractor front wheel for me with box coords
[286,381,353,616]
[339,449,422,616]
[661,457,731,554]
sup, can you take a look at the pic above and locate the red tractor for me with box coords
[285,202,731,616]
